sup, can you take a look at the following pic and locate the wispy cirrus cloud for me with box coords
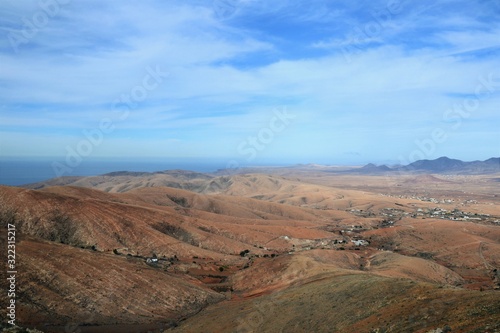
[0,0,499,164]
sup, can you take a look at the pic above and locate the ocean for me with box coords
[0,158,229,186]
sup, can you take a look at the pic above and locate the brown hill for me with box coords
[2,169,500,332]
[6,235,224,330]
[168,267,500,333]
[365,217,500,289]
[0,185,354,258]
[405,174,455,184]
[23,170,216,193]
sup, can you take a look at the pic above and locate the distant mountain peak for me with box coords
[399,156,499,174]
[356,163,391,174]
[348,157,499,175]
[362,163,377,168]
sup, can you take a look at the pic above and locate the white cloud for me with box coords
[1,0,499,163]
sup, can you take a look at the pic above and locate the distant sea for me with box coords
[0,158,230,186]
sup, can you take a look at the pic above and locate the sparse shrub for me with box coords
[219,266,224,272]
[41,210,80,246]
[167,195,189,207]
[416,252,434,260]
[153,222,198,246]
[0,206,18,228]
[119,217,133,228]
[113,249,120,255]
[198,225,211,233]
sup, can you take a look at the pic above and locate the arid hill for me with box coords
[2,169,500,332]
[5,235,224,330]
[168,266,500,333]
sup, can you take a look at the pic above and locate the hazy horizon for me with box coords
[1,154,498,187]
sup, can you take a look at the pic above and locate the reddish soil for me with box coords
[1,170,499,332]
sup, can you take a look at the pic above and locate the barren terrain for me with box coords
[1,166,500,332]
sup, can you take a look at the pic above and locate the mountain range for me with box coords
[1,158,500,332]
[355,157,500,175]
[20,157,500,192]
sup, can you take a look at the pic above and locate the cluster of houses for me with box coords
[413,207,497,223]
[144,255,180,268]
[380,193,493,207]
[351,239,369,246]
[348,209,375,218]
[379,193,455,204]
[282,233,370,254]
[347,202,498,226]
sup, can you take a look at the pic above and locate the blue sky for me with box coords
[0,0,499,168]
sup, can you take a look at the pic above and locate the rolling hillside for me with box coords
[1,168,500,332]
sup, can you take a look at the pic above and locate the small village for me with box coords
[349,204,500,225]
[115,197,500,299]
